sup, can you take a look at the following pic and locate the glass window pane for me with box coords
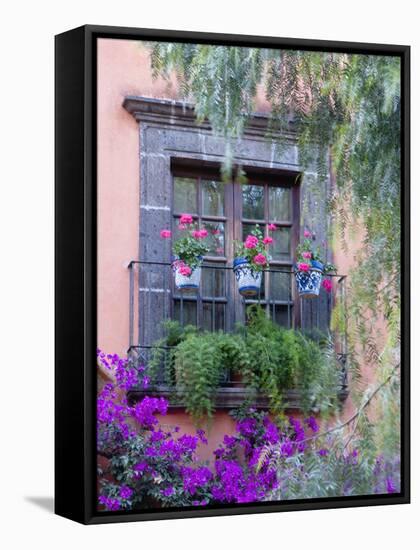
[174,300,197,326]
[202,266,226,298]
[202,180,225,216]
[270,271,291,301]
[172,217,196,242]
[271,305,292,328]
[269,187,291,221]
[203,303,225,331]
[242,184,264,220]
[271,227,291,260]
[174,177,197,214]
[202,221,225,256]
[242,223,260,240]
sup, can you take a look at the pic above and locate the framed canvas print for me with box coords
[55,25,410,524]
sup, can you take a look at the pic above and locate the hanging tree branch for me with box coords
[257,363,400,471]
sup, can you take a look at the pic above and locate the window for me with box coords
[171,165,300,331]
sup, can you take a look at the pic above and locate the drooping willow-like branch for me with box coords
[257,364,400,470]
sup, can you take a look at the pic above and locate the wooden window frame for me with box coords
[171,163,301,330]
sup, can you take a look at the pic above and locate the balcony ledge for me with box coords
[127,385,349,412]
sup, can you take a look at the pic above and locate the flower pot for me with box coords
[233,258,262,297]
[295,261,324,298]
[173,264,201,291]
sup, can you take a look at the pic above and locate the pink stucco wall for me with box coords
[97,39,179,356]
[97,38,271,356]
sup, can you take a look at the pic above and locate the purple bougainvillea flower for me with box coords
[161,486,175,497]
[131,396,168,428]
[182,466,213,495]
[119,486,133,500]
[263,418,280,444]
[223,434,237,447]
[386,477,397,493]
[281,439,294,457]
[237,418,257,437]
[305,416,319,433]
[98,495,121,511]
[196,429,208,444]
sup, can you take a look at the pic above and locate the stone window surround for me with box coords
[122,96,346,409]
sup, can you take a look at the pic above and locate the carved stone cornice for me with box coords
[123,95,296,139]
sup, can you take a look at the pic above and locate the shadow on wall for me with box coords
[25,496,54,514]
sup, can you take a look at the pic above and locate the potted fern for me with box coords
[160,214,209,291]
[295,230,336,298]
[233,225,274,296]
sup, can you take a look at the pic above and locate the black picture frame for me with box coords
[55,24,410,525]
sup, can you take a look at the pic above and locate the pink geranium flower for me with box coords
[268,223,277,231]
[178,265,192,277]
[297,262,310,272]
[179,213,193,225]
[253,253,267,266]
[303,230,312,238]
[244,235,259,249]
[302,251,312,259]
[160,229,171,239]
[192,229,208,239]
[178,223,187,230]
[322,279,333,292]
[263,236,273,245]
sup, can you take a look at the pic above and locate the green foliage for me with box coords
[243,305,340,416]
[172,222,209,269]
[147,44,401,461]
[148,44,401,348]
[150,306,341,423]
[266,445,399,500]
[150,43,264,179]
[173,332,225,423]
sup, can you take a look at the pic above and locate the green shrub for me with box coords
[149,306,341,422]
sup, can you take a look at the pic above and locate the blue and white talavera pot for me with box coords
[233,258,262,297]
[295,260,324,298]
[174,263,201,291]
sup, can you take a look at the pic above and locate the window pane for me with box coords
[202,221,225,256]
[202,180,225,216]
[174,177,197,214]
[203,303,225,331]
[271,227,291,260]
[172,217,195,242]
[174,300,197,326]
[271,305,292,328]
[269,271,291,301]
[242,184,264,220]
[242,223,260,240]
[202,266,226,298]
[269,187,291,221]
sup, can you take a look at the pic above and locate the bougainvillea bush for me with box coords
[97,350,400,511]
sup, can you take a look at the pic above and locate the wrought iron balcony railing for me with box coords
[126,260,349,408]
